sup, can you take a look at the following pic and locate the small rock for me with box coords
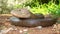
[0,27,13,34]
[11,26,18,30]
[36,26,42,29]
[23,29,28,32]
[19,30,23,33]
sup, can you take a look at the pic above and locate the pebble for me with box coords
[0,27,13,34]
[36,26,42,29]
[19,30,23,33]
[23,29,28,32]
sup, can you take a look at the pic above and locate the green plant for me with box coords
[47,2,60,18]
[30,1,60,18]
[23,0,40,7]
[30,4,49,15]
[13,4,23,9]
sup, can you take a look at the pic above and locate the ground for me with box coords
[0,14,60,34]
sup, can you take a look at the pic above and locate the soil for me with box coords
[0,14,60,34]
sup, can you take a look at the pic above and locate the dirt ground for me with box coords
[0,14,60,34]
